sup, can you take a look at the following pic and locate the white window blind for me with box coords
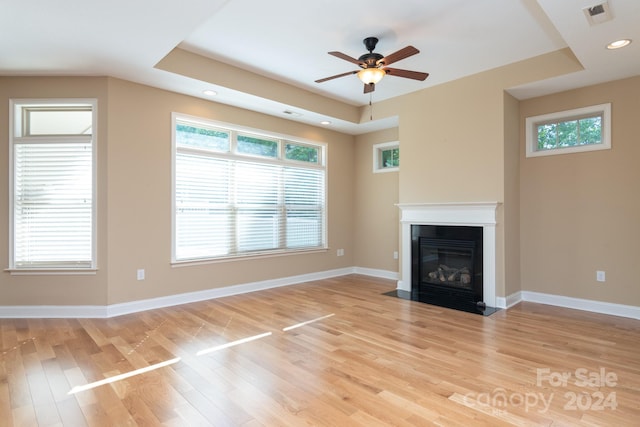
[10,100,96,270]
[173,115,326,262]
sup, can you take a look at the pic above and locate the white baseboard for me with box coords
[14,269,637,321]
[0,305,108,318]
[106,267,356,317]
[353,267,399,281]
[504,290,640,320]
[0,266,399,319]
[499,291,523,309]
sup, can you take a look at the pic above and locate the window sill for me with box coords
[5,268,98,276]
[172,247,328,268]
[373,167,399,174]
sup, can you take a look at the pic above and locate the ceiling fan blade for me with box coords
[364,82,375,94]
[328,51,363,66]
[315,70,358,83]
[384,67,429,81]
[378,46,419,66]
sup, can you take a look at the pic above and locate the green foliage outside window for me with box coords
[177,121,324,164]
[537,116,602,150]
[285,143,318,163]
[176,124,229,151]
[381,148,399,168]
[237,134,278,157]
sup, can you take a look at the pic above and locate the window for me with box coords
[9,99,97,270]
[373,141,399,173]
[172,114,326,263]
[526,103,611,158]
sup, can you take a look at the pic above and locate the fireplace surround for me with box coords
[397,202,499,314]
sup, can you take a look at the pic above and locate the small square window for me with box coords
[373,141,399,173]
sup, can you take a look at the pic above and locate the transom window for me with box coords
[172,113,327,263]
[526,103,611,157]
[9,99,97,270]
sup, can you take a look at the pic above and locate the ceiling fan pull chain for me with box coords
[369,93,373,121]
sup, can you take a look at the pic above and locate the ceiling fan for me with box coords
[315,37,429,94]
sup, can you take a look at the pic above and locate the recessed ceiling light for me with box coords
[606,39,631,50]
[320,120,331,126]
[203,89,217,96]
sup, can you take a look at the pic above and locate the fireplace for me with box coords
[397,202,500,315]
[412,225,484,313]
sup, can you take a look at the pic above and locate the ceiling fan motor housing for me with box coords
[360,37,383,68]
[358,52,384,68]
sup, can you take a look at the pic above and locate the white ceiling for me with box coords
[2,0,639,134]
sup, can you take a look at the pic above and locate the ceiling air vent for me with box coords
[583,2,613,25]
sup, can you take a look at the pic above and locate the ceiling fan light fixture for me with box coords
[357,68,385,85]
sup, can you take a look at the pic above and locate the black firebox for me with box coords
[411,225,488,314]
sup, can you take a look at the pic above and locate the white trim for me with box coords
[397,202,499,308]
[0,305,108,319]
[525,103,611,158]
[171,112,328,264]
[173,112,329,154]
[504,291,640,320]
[106,267,353,317]
[2,268,638,320]
[9,98,98,270]
[0,267,353,318]
[5,269,98,275]
[502,291,523,309]
[353,267,399,281]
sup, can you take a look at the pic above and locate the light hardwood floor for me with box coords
[1,275,639,426]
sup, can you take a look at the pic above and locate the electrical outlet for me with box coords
[337,249,344,256]
[393,251,399,260]
[137,269,145,280]
[596,270,605,282]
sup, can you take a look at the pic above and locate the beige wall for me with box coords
[0,77,356,306]
[157,48,361,125]
[397,77,505,204]
[396,76,508,298]
[519,76,640,305]
[354,128,400,273]
[503,92,521,296]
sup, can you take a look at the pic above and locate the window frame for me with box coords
[373,141,399,173]
[9,98,98,273]
[525,103,611,158]
[171,113,328,265]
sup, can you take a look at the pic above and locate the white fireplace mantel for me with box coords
[397,202,500,308]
